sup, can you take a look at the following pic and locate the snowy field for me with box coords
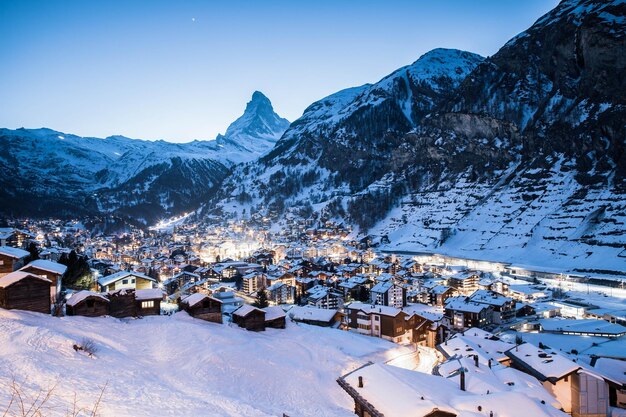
[0,309,415,417]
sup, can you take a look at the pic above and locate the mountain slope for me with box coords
[0,92,289,223]
[212,0,626,271]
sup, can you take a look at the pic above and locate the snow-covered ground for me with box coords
[0,309,415,417]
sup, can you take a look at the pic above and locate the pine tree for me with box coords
[27,242,39,262]
[254,287,269,308]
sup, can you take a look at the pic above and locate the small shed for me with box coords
[108,288,137,318]
[232,304,266,331]
[20,259,67,303]
[0,271,51,314]
[180,293,222,324]
[135,288,164,316]
[66,290,109,317]
[0,246,29,276]
[263,306,286,329]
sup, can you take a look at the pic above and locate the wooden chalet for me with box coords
[20,259,67,303]
[288,305,344,327]
[98,271,156,292]
[180,293,223,324]
[107,288,137,318]
[0,271,51,314]
[232,304,266,331]
[66,291,110,317]
[135,288,164,316]
[0,246,30,276]
[263,306,286,329]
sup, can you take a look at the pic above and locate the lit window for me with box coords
[142,301,154,308]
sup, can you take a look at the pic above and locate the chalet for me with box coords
[66,291,109,317]
[429,285,454,307]
[180,293,222,323]
[263,306,286,329]
[211,291,244,314]
[506,342,609,416]
[232,304,266,331]
[0,246,30,276]
[337,362,563,417]
[266,281,294,304]
[446,271,479,295]
[444,297,493,330]
[98,271,156,292]
[288,305,343,328]
[107,288,137,318]
[344,302,410,344]
[437,328,515,366]
[20,259,67,303]
[469,289,516,323]
[135,288,163,316]
[589,357,626,410]
[241,272,266,294]
[306,285,344,309]
[0,271,51,314]
[370,281,406,308]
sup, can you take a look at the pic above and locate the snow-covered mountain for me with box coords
[0,92,289,223]
[212,0,626,272]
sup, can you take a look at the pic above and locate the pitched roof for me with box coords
[0,271,51,288]
[505,343,581,383]
[135,288,165,301]
[66,290,109,307]
[0,246,29,259]
[98,271,155,287]
[232,304,265,318]
[21,259,67,275]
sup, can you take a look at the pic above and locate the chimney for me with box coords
[460,370,466,391]
[474,355,479,368]
[488,359,492,369]
[358,376,364,388]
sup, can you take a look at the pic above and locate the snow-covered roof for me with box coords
[340,362,566,417]
[345,302,403,317]
[66,290,109,307]
[0,246,29,259]
[135,288,164,301]
[98,271,155,287]
[438,328,514,364]
[263,306,286,321]
[288,306,339,323]
[181,292,221,307]
[470,289,513,307]
[370,281,393,294]
[232,304,264,317]
[539,318,626,336]
[445,296,489,313]
[0,271,51,288]
[505,343,581,382]
[21,259,67,275]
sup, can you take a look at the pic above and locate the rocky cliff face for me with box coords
[212,0,626,271]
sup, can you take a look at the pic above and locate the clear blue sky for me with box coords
[0,0,559,143]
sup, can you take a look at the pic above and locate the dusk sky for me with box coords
[0,0,559,143]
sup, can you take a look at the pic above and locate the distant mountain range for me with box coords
[0,91,289,223]
[1,0,625,271]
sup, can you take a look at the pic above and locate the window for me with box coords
[374,316,380,321]
[122,279,128,284]
[131,278,136,283]
[141,301,154,309]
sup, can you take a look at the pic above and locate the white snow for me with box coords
[0,309,412,417]
[21,259,67,275]
[0,271,50,288]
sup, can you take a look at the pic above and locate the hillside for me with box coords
[211,0,626,272]
[0,309,411,417]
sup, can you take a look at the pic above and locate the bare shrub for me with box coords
[72,338,99,357]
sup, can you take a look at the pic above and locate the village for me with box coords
[0,218,625,417]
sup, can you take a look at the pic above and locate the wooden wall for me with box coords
[0,277,50,314]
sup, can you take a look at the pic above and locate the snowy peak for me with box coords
[218,91,290,156]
